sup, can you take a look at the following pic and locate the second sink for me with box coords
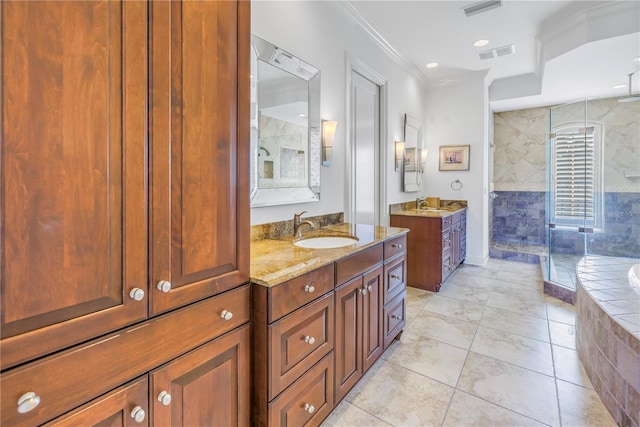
[294,236,358,249]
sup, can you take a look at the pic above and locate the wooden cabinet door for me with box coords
[334,277,363,403]
[1,0,147,369]
[44,377,149,427]
[362,266,384,373]
[150,324,250,427]
[149,0,250,315]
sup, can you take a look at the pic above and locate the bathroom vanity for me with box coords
[390,205,467,292]
[250,224,408,426]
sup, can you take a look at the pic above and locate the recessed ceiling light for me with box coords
[613,84,627,89]
[474,39,490,47]
[426,62,439,69]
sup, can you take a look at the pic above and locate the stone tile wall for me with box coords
[492,191,546,245]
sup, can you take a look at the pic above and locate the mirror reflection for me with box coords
[402,114,423,192]
[250,35,321,207]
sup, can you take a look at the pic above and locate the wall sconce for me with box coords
[322,120,337,166]
[420,149,428,173]
[395,141,405,171]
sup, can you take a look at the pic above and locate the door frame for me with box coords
[345,54,388,226]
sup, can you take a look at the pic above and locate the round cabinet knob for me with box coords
[304,335,315,345]
[392,244,403,249]
[367,285,372,292]
[17,392,41,414]
[131,406,146,423]
[304,284,315,293]
[157,391,172,406]
[361,287,368,295]
[221,310,233,321]
[304,403,315,414]
[391,314,402,320]
[157,280,171,293]
[129,288,145,301]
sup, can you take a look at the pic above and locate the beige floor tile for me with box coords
[407,310,478,349]
[406,286,435,309]
[490,279,546,302]
[480,306,550,342]
[405,302,422,326]
[549,320,577,349]
[438,282,492,304]
[556,380,617,427]
[470,325,554,375]
[382,330,468,386]
[495,269,543,287]
[347,361,454,426]
[320,400,391,427]
[422,295,485,323]
[552,345,593,389]
[545,296,576,325]
[443,390,546,427]
[445,273,496,290]
[487,291,547,319]
[457,352,560,426]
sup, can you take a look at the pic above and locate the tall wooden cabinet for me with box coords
[1,1,250,425]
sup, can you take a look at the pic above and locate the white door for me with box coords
[350,70,381,225]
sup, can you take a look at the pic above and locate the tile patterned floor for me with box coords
[321,258,617,427]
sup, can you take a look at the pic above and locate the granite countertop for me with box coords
[390,205,467,218]
[250,223,408,287]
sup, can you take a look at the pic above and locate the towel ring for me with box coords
[451,179,462,191]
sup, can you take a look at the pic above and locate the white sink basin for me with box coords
[294,236,358,249]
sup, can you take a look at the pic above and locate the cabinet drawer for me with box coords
[269,352,334,427]
[383,292,406,349]
[384,235,406,260]
[335,245,383,285]
[442,215,453,230]
[384,256,405,304]
[268,264,334,322]
[269,293,334,400]
[442,230,451,251]
[1,285,250,427]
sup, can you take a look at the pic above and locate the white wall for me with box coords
[251,1,427,225]
[423,76,491,266]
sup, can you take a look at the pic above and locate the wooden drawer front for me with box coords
[44,377,148,427]
[335,245,383,285]
[384,292,406,349]
[383,235,406,260]
[383,256,405,304]
[442,254,453,280]
[442,229,451,251]
[1,285,250,427]
[442,215,453,230]
[269,353,334,427]
[269,264,335,322]
[269,293,334,400]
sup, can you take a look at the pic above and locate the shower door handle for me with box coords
[548,223,556,229]
[578,227,594,233]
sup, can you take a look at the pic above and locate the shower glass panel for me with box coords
[547,99,589,289]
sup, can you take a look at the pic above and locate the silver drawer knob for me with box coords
[131,406,146,423]
[158,391,172,406]
[129,288,145,301]
[221,310,233,321]
[157,280,171,293]
[304,284,315,293]
[304,335,315,345]
[392,243,403,249]
[391,314,402,320]
[17,392,40,414]
[304,403,315,414]
[367,285,372,292]
[360,288,367,295]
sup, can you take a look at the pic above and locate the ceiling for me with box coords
[341,0,640,112]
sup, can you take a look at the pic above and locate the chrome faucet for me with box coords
[416,197,428,209]
[293,211,314,238]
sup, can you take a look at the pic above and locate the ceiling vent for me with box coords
[462,0,503,17]
[477,44,515,60]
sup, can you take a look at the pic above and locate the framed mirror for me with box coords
[250,35,321,207]
[402,114,423,192]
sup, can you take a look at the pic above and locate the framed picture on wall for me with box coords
[404,147,416,172]
[439,145,470,171]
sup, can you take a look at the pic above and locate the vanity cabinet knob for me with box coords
[391,274,402,280]
[158,390,172,406]
[157,280,171,293]
[131,406,146,423]
[304,403,315,414]
[221,310,233,321]
[360,288,367,295]
[392,244,403,249]
[304,335,316,345]
[391,314,402,320]
[17,392,41,414]
[304,284,315,293]
[367,285,372,292]
[129,288,145,301]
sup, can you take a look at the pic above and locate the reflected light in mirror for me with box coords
[322,120,337,166]
[395,141,405,171]
[420,149,428,173]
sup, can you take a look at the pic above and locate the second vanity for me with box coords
[250,223,408,426]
